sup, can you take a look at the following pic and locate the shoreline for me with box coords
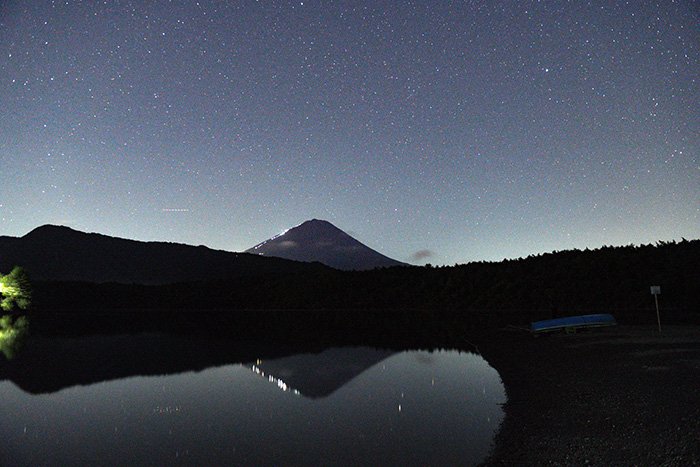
[478,325,700,465]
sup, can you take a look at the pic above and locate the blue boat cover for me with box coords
[531,313,616,332]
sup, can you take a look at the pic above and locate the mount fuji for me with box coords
[246,219,407,271]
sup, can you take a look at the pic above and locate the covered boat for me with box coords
[530,313,616,333]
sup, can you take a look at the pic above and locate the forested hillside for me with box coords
[30,239,699,328]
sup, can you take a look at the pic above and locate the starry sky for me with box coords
[1,1,698,265]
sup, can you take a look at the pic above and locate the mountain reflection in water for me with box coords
[250,347,397,398]
[0,334,505,466]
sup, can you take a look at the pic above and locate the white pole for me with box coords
[654,293,661,333]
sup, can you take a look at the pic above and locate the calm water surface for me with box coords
[0,335,505,466]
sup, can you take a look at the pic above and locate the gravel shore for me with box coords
[478,325,700,466]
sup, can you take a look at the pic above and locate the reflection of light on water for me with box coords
[2,347,505,466]
[153,406,181,415]
[0,316,29,360]
[251,364,301,396]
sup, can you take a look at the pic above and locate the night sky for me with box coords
[1,1,697,265]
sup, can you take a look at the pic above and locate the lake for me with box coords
[0,333,505,465]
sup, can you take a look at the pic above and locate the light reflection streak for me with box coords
[250,364,301,396]
[153,406,181,415]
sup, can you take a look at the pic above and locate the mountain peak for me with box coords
[294,219,339,229]
[287,219,348,237]
[23,224,82,239]
[305,218,333,225]
[246,219,406,271]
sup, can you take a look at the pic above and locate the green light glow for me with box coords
[0,266,31,311]
[0,315,29,360]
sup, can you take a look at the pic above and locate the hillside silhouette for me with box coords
[0,225,328,284]
[26,238,700,328]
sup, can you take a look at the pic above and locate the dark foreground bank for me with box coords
[478,325,700,465]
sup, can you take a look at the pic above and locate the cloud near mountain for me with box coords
[411,249,435,261]
[277,240,299,250]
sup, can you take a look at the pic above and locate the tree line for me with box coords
[28,239,700,329]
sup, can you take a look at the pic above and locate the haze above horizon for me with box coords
[1,1,697,265]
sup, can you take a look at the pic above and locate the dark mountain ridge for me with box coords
[3,224,697,328]
[0,224,327,284]
[246,219,406,270]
